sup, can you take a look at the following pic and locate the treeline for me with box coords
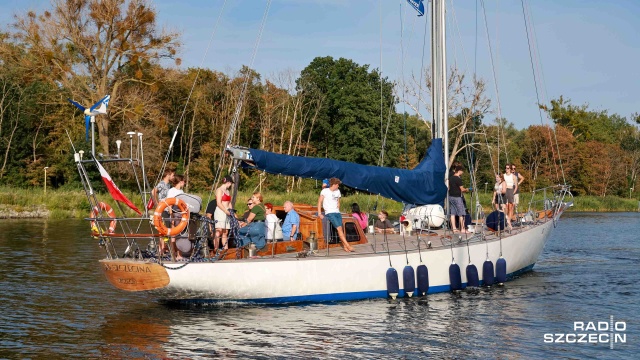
[0,1,638,200]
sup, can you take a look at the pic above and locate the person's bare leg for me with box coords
[221,229,229,250]
[460,216,470,233]
[171,238,182,261]
[450,215,458,232]
[336,226,354,252]
[510,204,515,222]
[159,238,167,256]
[214,229,222,252]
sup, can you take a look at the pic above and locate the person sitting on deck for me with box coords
[374,210,395,234]
[265,203,283,242]
[351,203,368,233]
[238,198,254,224]
[317,178,354,252]
[282,201,300,241]
[237,192,267,250]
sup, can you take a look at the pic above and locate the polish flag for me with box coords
[95,160,142,215]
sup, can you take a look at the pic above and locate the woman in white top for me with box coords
[503,164,518,229]
[264,203,283,242]
[166,174,185,199]
[492,173,506,211]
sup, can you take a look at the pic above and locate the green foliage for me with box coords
[297,56,408,167]
[543,96,631,143]
[1,3,640,208]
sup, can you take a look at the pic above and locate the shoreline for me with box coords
[0,205,50,219]
[0,205,637,220]
[1,186,638,219]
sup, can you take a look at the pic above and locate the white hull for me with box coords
[148,218,557,303]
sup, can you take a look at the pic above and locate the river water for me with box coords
[0,213,637,359]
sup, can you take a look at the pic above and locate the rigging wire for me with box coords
[480,0,509,166]
[153,0,229,190]
[380,2,417,169]
[417,5,429,130]
[521,0,566,185]
[448,0,472,73]
[400,3,408,169]
[208,0,273,203]
[379,0,384,165]
[475,0,478,76]
[449,0,496,212]
[376,1,419,210]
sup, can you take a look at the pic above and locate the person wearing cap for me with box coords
[213,175,234,252]
[317,177,354,252]
[322,179,329,189]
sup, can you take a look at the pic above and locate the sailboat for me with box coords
[83,0,573,303]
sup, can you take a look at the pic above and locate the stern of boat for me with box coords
[100,259,170,291]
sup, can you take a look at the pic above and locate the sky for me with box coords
[2,0,640,129]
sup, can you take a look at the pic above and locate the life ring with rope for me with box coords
[90,201,117,234]
[153,198,190,236]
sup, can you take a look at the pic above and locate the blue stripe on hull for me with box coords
[169,264,536,305]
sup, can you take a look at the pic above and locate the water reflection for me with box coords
[0,215,637,359]
[99,309,171,359]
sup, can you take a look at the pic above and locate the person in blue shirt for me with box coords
[282,201,300,241]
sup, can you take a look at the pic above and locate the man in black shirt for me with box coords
[448,165,470,233]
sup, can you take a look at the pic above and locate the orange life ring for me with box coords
[153,198,190,236]
[90,201,117,233]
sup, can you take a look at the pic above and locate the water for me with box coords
[0,213,637,358]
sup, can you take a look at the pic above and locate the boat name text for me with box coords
[104,264,152,273]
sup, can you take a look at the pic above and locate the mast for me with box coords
[431,0,449,175]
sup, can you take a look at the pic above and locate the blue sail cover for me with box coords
[247,138,447,205]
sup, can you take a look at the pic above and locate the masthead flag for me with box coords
[407,0,425,16]
[94,159,142,215]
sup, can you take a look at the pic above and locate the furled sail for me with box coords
[229,139,447,205]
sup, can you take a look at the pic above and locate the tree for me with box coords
[297,56,404,167]
[404,68,492,169]
[10,0,180,154]
[542,96,629,144]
